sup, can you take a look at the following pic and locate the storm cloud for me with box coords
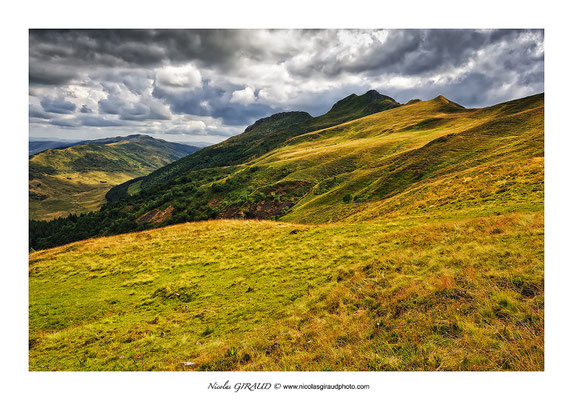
[40,97,76,114]
[29,29,544,144]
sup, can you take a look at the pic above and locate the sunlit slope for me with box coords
[29,210,543,371]
[29,170,143,221]
[29,135,198,220]
[272,94,543,222]
[181,92,541,223]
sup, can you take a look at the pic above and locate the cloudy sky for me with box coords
[29,29,544,145]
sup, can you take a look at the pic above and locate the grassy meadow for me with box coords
[29,210,543,371]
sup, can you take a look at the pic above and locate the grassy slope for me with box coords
[29,170,139,221]
[29,93,543,370]
[29,212,543,371]
[147,93,542,225]
[275,94,543,223]
[29,136,198,220]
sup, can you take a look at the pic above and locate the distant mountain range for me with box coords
[29,135,203,156]
[29,140,76,156]
[29,134,199,220]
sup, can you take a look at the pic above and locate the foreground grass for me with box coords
[29,209,543,371]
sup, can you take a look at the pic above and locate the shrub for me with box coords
[211,182,224,193]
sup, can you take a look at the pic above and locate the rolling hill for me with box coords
[29,91,543,370]
[29,134,199,220]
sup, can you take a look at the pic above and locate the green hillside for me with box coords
[29,91,544,371]
[29,134,199,221]
[30,92,542,249]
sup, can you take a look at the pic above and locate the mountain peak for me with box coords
[125,134,151,139]
[429,95,465,111]
[431,95,460,105]
[363,89,394,101]
[325,90,400,119]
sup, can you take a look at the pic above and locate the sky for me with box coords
[29,29,544,145]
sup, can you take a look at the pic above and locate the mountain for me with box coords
[106,90,401,201]
[29,91,544,371]
[322,89,399,121]
[29,134,199,220]
[29,140,78,156]
[29,92,542,248]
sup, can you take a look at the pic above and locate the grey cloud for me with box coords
[29,29,543,86]
[98,85,171,121]
[98,97,121,115]
[80,105,93,113]
[118,104,148,120]
[164,127,204,135]
[214,103,276,126]
[79,115,127,127]
[49,118,80,127]
[29,63,79,85]
[520,71,544,86]
[47,115,130,128]
[375,68,542,109]
[97,70,154,93]
[288,29,543,81]
[119,103,171,121]
[29,105,52,119]
[399,30,489,75]
[30,30,264,72]
[153,84,276,126]
[293,30,424,78]
[40,97,76,114]
[442,72,494,106]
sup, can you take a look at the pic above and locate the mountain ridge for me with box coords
[29,140,78,156]
[106,90,402,201]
